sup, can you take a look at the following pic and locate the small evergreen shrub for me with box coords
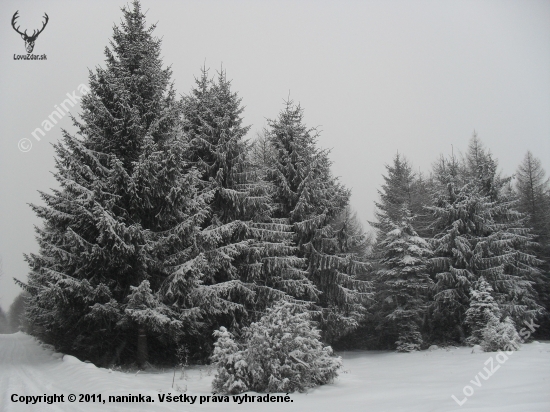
[481,313,522,352]
[211,301,342,394]
[211,327,249,394]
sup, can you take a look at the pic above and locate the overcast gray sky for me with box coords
[1,0,549,311]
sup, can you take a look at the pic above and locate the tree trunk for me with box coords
[456,324,466,343]
[137,328,147,367]
[107,338,127,367]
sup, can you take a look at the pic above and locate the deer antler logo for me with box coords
[11,11,49,54]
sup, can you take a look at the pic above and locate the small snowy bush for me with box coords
[481,313,522,352]
[211,301,342,394]
[211,327,249,394]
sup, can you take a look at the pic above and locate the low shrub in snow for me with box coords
[481,313,522,352]
[211,301,342,394]
[211,327,249,394]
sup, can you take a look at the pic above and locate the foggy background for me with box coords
[1,0,549,311]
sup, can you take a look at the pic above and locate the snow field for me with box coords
[1,333,549,412]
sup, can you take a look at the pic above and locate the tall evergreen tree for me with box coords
[515,152,550,259]
[371,154,415,241]
[331,205,371,261]
[463,133,509,202]
[428,154,482,340]
[376,206,433,351]
[265,101,371,342]
[249,130,277,179]
[370,153,433,242]
[181,71,313,337]
[21,1,226,365]
[428,151,542,342]
[515,151,550,336]
[409,171,435,238]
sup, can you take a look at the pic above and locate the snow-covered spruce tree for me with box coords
[265,101,371,343]
[409,171,436,238]
[481,314,522,352]
[331,205,372,261]
[211,301,342,394]
[249,130,277,180]
[515,152,550,244]
[461,140,543,325]
[428,150,542,343]
[462,133,510,202]
[428,155,498,341]
[515,151,550,337]
[211,327,249,394]
[21,1,220,365]
[181,71,312,338]
[370,153,434,246]
[370,154,416,242]
[464,277,501,345]
[376,207,433,351]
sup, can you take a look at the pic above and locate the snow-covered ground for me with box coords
[0,332,549,412]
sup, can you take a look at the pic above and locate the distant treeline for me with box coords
[339,138,550,351]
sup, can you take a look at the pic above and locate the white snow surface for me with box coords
[1,332,549,411]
